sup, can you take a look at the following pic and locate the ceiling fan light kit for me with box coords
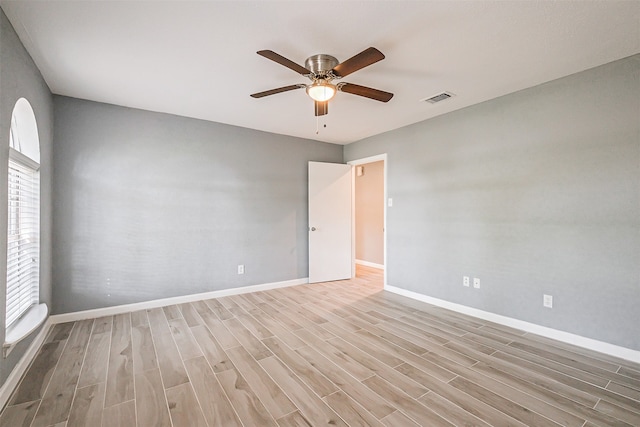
[306,81,336,102]
[251,47,393,117]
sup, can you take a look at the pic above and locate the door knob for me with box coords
[310,227,316,231]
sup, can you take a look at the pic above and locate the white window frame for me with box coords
[4,98,47,357]
[6,148,40,329]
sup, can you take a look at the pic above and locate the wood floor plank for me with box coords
[67,383,105,427]
[0,400,39,427]
[184,357,243,427]
[293,328,375,381]
[508,341,640,390]
[92,316,113,334]
[380,409,420,427]
[204,297,235,320]
[295,344,395,419]
[327,337,428,398]
[323,390,384,426]
[101,400,135,427]
[363,374,453,427]
[235,311,274,340]
[178,302,202,327]
[165,382,207,427]
[132,322,158,374]
[189,324,233,373]
[619,365,640,381]
[134,368,171,427]
[418,391,493,427]
[251,311,307,349]
[449,376,562,427]
[226,345,296,419]
[224,317,272,360]
[493,350,640,414]
[78,331,110,388]
[320,322,405,367]
[355,329,458,382]
[276,410,313,427]
[162,305,182,321]
[153,331,189,389]
[425,348,586,427]
[262,337,338,398]
[130,310,148,328]
[594,399,640,425]
[33,319,94,426]
[471,360,631,426]
[147,307,171,337]
[397,363,529,427]
[9,340,65,405]
[259,356,347,427]
[507,332,622,373]
[45,322,74,343]
[216,365,278,427]
[193,303,240,349]
[168,317,202,360]
[607,381,640,402]
[104,314,134,408]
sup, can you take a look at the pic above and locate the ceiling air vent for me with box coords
[420,91,455,104]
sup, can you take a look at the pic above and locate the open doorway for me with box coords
[348,154,386,284]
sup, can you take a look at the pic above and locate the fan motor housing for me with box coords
[305,54,339,74]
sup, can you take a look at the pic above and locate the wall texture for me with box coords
[355,160,384,265]
[0,9,54,386]
[53,96,342,314]
[345,55,640,351]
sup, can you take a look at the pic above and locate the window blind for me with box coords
[6,148,40,329]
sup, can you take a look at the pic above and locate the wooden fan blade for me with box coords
[338,83,393,102]
[314,101,328,116]
[332,47,385,77]
[250,85,304,98]
[257,50,311,75]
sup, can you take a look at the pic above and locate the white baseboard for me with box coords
[0,319,53,410]
[355,259,385,270]
[50,277,308,324]
[385,284,640,364]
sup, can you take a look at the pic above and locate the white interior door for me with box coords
[309,161,352,283]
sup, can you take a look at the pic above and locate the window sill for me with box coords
[3,303,48,358]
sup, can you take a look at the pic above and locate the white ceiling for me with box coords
[2,1,638,145]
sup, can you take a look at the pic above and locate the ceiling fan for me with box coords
[250,47,393,116]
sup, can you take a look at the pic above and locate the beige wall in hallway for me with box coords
[355,160,384,266]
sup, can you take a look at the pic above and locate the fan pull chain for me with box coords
[316,116,319,134]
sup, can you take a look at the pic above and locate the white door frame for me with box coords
[347,153,387,286]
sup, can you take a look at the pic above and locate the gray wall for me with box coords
[355,160,384,265]
[0,9,54,386]
[345,55,640,351]
[53,96,342,314]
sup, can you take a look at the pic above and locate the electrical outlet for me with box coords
[473,278,480,289]
[463,276,470,287]
[543,294,553,308]
[388,198,393,207]
[237,264,244,275]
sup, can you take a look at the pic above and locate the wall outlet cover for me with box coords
[473,278,480,289]
[543,294,553,308]
[463,276,470,287]
[238,265,245,275]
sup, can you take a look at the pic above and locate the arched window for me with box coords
[4,98,46,352]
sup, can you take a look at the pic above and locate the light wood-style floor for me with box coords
[1,265,639,426]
